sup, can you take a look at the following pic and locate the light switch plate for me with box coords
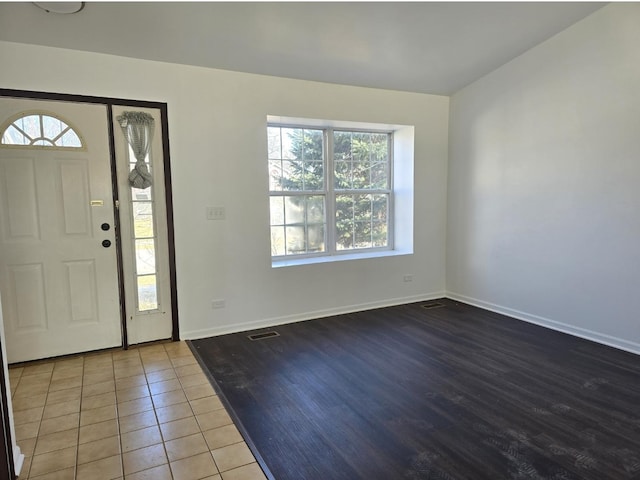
[206,206,225,220]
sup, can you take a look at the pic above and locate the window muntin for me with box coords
[1,112,83,148]
[128,145,159,312]
[268,124,392,259]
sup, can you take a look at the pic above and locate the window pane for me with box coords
[281,160,305,191]
[135,238,156,275]
[271,194,326,257]
[308,224,325,252]
[336,218,354,250]
[267,127,282,159]
[335,194,380,250]
[336,194,354,221]
[42,116,66,139]
[354,222,372,248]
[137,275,158,311]
[269,196,285,224]
[133,202,154,238]
[270,226,285,256]
[371,133,389,162]
[303,160,324,190]
[372,194,388,222]
[17,115,40,139]
[306,196,324,224]
[354,194,372,218]
[57,129,82,147]
[371,162,388,189]
[354,195,373,249]
[333,131,352,161]
[351,132,371,161]
[281,128,301,160]
[372,221,388,247]
[131,186,152,201]
[336,194,355,250]
[351,161,370,189]
[284,196,305,224]
[334,160,351,190]
[269,160,283,191]
[285,226,305,254]
[2,125,29,145]
[303,129,323,161]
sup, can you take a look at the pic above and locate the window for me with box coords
[268,122,393,260]
[1,112,83,148]
[127,145,159,312]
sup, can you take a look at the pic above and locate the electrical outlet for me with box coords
[206,206,226,220]
[211,299,226,309]
[403,274,413,283]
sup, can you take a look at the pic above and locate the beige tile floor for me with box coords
[8,341,268,480]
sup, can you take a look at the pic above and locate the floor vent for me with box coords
[422,301,446,310]
[248,331,280,341]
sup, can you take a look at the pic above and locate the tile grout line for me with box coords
[148,345,176,480]
[12,343,262,480]
[113,349,127,480]
[71,355,84,480]
[110,350,121,480]
[30,364,54,479]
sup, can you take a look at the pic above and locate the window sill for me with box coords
[272,249,412,268]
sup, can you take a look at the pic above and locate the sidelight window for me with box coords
[128,146,159,312]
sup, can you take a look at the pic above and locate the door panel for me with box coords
[8,263,47,331]
[0,99,122,362]
[58,160,91,235]
[1,157,39,240]
[65,259,99,324]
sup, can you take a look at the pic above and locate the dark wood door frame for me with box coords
[0,336,15,479]
[0,88,180,347]
[0,88,181,476]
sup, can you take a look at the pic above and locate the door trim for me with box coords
[0,335,15,479]
[0,88,180,345]
[106,106,129,349]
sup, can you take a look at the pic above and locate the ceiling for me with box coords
[0,2,605,95]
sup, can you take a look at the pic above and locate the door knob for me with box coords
[102,239,111,248]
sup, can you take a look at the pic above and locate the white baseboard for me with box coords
[14,445,24,477]
[181,290,639,357]
[181,292,446,340]
[446,292,640,356]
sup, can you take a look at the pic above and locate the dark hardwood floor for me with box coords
[190,299,640,480]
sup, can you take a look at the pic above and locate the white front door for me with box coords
[0,98,122,363]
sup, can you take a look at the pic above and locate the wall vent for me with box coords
[247,331,280,341]
[421,301,446,310]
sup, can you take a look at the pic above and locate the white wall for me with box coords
[0,41,449,339]
[447,3,640,353]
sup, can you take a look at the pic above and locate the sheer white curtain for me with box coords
[117,111,155,189]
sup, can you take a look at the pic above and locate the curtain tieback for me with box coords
[129,160,153,189]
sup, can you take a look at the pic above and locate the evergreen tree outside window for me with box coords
[268,123,392,259]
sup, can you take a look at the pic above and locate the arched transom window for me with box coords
[1,112,84,148]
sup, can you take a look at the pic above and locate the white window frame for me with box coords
[268,116,413,267]
[0,110,85,150]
